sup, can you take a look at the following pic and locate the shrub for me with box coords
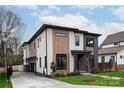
[67,72,80,76]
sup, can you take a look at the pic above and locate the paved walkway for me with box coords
[81,73,123,80]
[11,72,108,88]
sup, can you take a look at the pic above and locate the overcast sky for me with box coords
[4,5,124,45]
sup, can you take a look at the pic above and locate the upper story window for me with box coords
[86,38,94,47]
[75,36,80,46]
[34,42,36,49]
[56,32,67,37]
[39,37,41,41]
[37,39,39,48]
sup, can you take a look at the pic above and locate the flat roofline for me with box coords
[23,24,102,45]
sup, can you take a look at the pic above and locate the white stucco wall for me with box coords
[36,30,46,74]
[23,44,30,65]
[23,46,27,65]
[120,41,124,46]
[36,28,53,75]
[46,28,53,75]
[69,32,84,72]
[98,54,117,63]
[117,49,124,65]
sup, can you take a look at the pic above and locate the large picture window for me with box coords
[56,54,67,70]
[86,38,94,47]
[75,36,80,46]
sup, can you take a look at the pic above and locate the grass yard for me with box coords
[56,75,124,86]
[98,71,124,78]
[0,73,13,88]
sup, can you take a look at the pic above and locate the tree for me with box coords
[0,8,24,69]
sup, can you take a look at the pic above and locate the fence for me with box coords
[0,67,6,73]
[12,65,23,72]
[98,62,117,71]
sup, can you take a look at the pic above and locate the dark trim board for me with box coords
[83,34,99,70]
[99,53,117,55]
[71,50,91,55]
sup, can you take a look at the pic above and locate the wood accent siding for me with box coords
[53,29,69,74]
[29,39,37,58]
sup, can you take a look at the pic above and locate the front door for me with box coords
[78,54,88,72]
[30,63,34,72]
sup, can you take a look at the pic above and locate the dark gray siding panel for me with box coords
[83,35,99,69]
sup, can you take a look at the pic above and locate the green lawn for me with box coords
[56,75,124,86]
[0,73,13,88]
[98,71,124,78]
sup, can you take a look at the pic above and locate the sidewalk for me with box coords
[81,73,123,80]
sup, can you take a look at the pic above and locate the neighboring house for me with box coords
[99,31,124,70]
[22,24,101,76]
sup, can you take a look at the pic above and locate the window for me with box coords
[120,55,124,59]
[75,36,80,46]
[39,57,41,68]
[34,42,36,49]
[101,56,105,63]
[111,56,115,62]
[114,42,119,46]
[37,39,39,48]
[39,37,41,41]
[56,54,67,70]
[56,32,67,37]
[120,55,123,59]
[86,38,94,47]
[45,56,47,68]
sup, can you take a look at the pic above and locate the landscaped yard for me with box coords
[0,73,13,88]
[55,75,124,86]
[98,71,124,78]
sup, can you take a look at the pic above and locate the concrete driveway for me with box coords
[11,72,107,88]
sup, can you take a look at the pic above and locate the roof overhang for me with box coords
[26,56,37,61]
[23,24,102,44]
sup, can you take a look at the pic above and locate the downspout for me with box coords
[45,29,48,76]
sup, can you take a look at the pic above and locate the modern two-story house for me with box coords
[99,31,124,70]
[22,24,101,76]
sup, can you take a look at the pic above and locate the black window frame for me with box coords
[45,56,47,68]
[75,35,80,46]
[37,39,39,48]
[56,54,67,70]
[39,57,41,68]
[86,37,94,47]
[120,55,123,59]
